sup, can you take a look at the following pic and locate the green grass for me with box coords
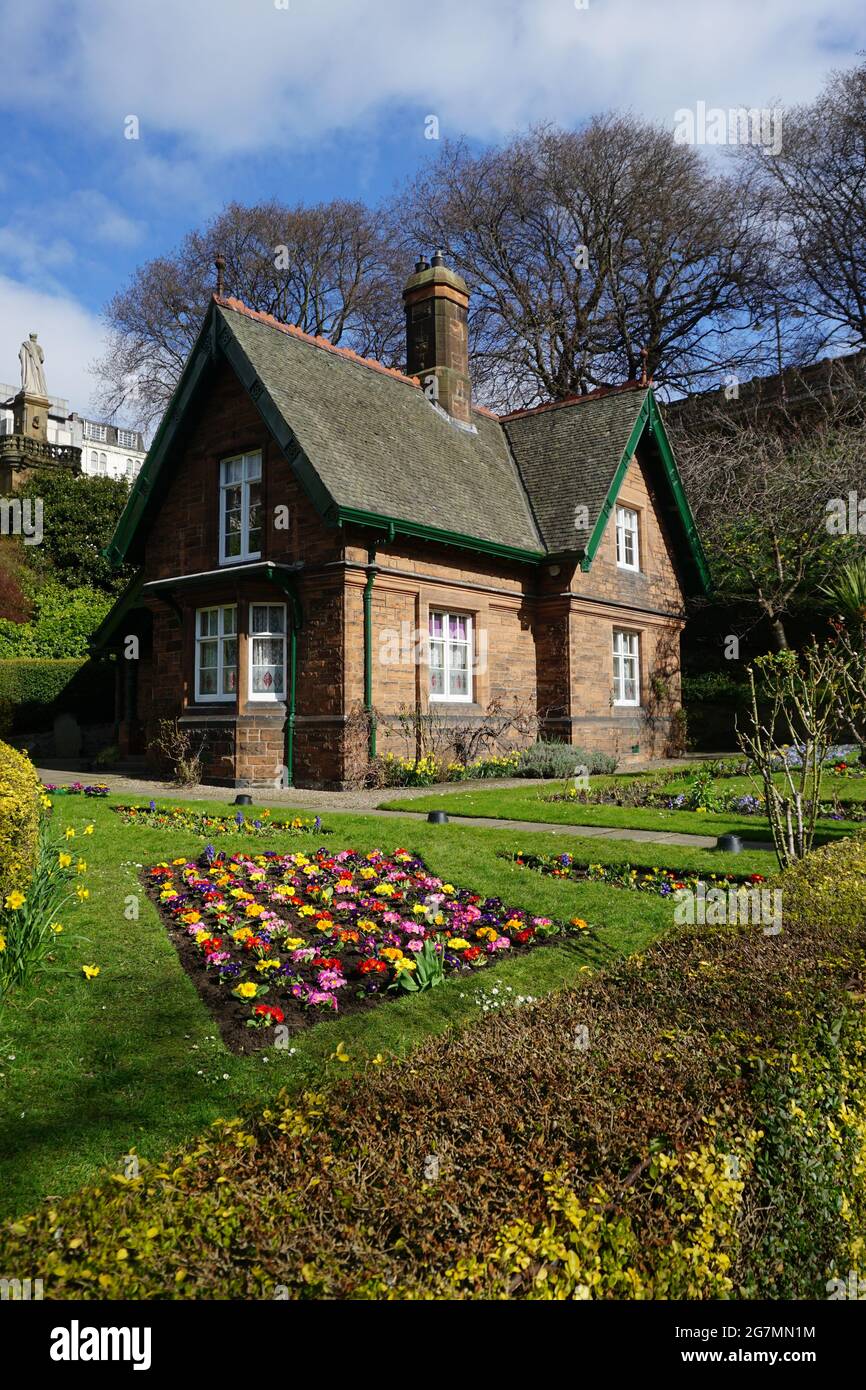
[0,791,766,1222]
[380,780,863,842]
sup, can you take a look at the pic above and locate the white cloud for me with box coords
[0,276,107,416]
[0,0,860,155]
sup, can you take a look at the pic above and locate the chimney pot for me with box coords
[431,249,445,267]
[415,254,430,272]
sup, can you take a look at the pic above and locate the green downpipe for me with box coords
[364,547,378,759]
[286,621,297,787]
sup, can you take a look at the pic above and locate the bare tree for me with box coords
[396,117,767,410]
[740,59,866,359]
[94,200,406,430]
[668,360,866,650]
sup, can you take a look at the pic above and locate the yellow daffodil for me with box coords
[58,852,72,868]
[0,935,6,953]
[332,1041,351,1063]
[76,860,87,874]
[64,827,75,840]
[82,964,100,979]
[76,887,90,902]
[84,824,94,835]
[4,891,26,910]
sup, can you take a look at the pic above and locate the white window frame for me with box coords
[117,428,138,449]
[428,610,474,704]
[84,420,108,443]
[248,602,287,702]
[219,450,262,566]
[195,604,238,703]
[613,629,640,707]
[615,505,640,571]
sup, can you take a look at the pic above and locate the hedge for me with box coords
[1,836,864,1298]
[0,741,41,905]
[0,658,115,733]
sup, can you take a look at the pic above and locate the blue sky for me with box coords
[0,0,863,417]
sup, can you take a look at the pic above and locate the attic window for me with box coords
[615,505,639,571]
[219,451,262,565]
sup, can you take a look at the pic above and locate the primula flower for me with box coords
[234,982,258,999]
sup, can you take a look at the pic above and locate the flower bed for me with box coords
[41,781,109,797]
[112,804,327,838]
[504,849,765,896]
[145,847,591,1051]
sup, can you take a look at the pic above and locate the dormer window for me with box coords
[615,505,639,571]
[219,451,262,564]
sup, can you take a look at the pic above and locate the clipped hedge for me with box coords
[0,740,41,904]
[0,658,115,733]
[1,836,865,1298]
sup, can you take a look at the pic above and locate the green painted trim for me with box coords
[579,391,711,595]
[581,395,652,571]
[336,506,544,564]
[104,316,217,567]
[89,572,145,651]
[363,549,378,759]
[647,395,712,594]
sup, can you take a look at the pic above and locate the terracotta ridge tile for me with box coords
[212,294,422,388]
[498,379,649,422]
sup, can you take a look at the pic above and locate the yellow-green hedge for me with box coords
[0,740,41,903]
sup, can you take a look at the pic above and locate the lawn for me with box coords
[0,791,775,1220]
[380,771,866,842]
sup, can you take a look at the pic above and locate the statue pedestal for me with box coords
[12,390,50,443]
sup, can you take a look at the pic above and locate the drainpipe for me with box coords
[363,545,378,759]
[286,619,297,786]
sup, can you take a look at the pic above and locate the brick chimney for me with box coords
[403,250,471,423]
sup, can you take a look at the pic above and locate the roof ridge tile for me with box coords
[499,380,648,423]
[213,294,422,389]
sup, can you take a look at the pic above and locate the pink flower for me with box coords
[317,969,346,990]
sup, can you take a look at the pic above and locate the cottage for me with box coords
[97,253,709,788]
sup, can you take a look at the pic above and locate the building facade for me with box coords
[97,256,709,788]
[0,385,145,481]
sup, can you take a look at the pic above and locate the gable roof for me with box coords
[106,296,709,592]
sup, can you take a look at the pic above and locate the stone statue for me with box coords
[19,333,47,397]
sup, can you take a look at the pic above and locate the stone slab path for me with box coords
[37,764,772,853]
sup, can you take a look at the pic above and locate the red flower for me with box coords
[359,959,387,975]
[312,956,342,969]
[462,946,481,961]
[254,1004,285,1023]
[513,928,534,944]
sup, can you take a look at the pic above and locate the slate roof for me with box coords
[220,301,543,555]
[502,387,650,554]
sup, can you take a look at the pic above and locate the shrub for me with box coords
[517,741,618,778]
[0,740,41,907]
[0,658,115,732]
[0,581,112,659]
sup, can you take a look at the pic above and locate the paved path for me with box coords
[37,763,770,853]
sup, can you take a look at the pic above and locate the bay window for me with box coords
[612,629,640,706]
[195,605,237,701]
[219,451,262,564]
[429,610,472,702]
